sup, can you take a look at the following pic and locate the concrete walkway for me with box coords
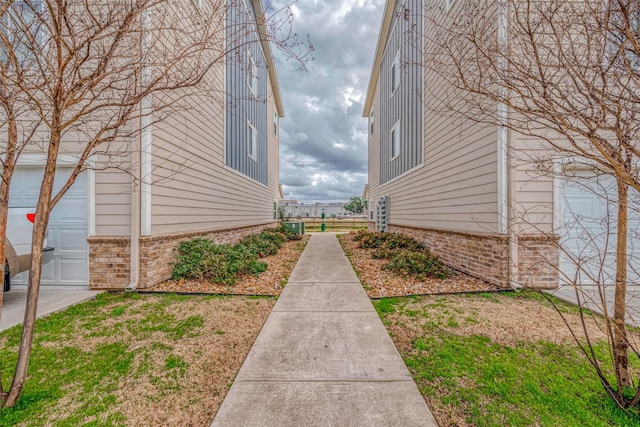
[546,285,640,326]
[1,287,101,331]
[212,233,437,426]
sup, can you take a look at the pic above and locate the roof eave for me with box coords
[362,0,396,117]
[252,0,285,117]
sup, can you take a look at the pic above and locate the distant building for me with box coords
[279,201,347,218]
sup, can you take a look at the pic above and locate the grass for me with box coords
[0,291,275,426]
[373,291,640,427]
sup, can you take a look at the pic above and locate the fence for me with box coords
[300,217,369,231]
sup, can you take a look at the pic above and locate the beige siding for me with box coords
[95,166,132,236]
[149,64,278,235]
[368,3,499,234]
[512,132,555,234]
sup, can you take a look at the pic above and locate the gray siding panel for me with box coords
[380,0,423,184]
[225,0,268,185]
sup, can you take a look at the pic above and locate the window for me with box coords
[1,0,46,68]
[273,109,278,136]
[391,51,400,93]
[247,50,258,95]
[248,121,257,159]
[391,122,400,159]
[369,110,375,136]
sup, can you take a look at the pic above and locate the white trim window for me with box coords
[247,50,258,95]
[369,109,375,136]
[391,121,400,159]
[391,51,401,94]
[273,109,278,136]
[248,121,257,160]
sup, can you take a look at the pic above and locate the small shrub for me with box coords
[383,234,425,251]
[171,238,219,280]
[240,232,284,257]
[172,238,267,285]
[384,249,454,279]
[358,231,425,260]
[354,231,388,249]
[371,247,397,259]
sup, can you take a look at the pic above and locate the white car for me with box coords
[4,207,54,292]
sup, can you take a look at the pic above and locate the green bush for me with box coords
[354,230,388,249]
[383,249,453,279]
[240,232,284,257]
[354,230,425,252]
[172,236,270,285]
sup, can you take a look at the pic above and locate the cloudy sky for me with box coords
[269,0,385,203]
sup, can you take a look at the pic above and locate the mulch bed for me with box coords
[146,236,309,296]
[337,233,500,298]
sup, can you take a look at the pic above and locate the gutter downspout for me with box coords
[127,8,153,292]
[497,0,521,291]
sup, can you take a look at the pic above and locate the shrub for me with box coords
[383,249,453,279]
[171,238,219,281]
[354,230,425,252]
[172,238,268,285]
[240,232,284,257]
[354,231,388,249]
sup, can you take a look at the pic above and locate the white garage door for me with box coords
[9,166,89,287]
[560,170,640,286]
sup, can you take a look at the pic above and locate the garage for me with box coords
[9,166,89,287]
[559,170,640,286]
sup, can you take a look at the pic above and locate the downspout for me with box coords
[497,0,521,291]
[127,8,153,292]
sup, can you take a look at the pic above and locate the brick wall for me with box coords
[88,222,277,290]
[138,222,276,288]
[390,224,510,288]
[517,234,560,289]
[379,224,560,289]
[87,237,131,289]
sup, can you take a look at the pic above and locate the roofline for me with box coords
[362,0,396,117]
[252,0,285,117]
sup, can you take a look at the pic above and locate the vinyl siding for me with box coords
[379,0,423,183]
[512,132,555,234]
[149,62,278,235]
[224,0,269,185]
[94,166,131,236]
[368,0,499,234]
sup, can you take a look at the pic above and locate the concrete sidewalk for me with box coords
[1,287,101,331]
[546,285,640,326]
[212,233,437,426]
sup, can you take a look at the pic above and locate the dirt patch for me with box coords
[338,234,499,298]
[148,237,308,296]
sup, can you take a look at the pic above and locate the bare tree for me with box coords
[414,0,640,409]
[0,0,310,408]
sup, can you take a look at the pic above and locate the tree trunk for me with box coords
[0,115,18,405]
[3,130,59,408]
[613,178,631,391]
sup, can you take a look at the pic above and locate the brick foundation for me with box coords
[88,222,277,290]
[377,224,559,289]
[88,237,131,290]
[517,234,560,289]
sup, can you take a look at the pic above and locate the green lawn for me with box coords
[373,292,640,427]
[0,292,274,426]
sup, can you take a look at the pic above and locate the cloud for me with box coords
[269,0,384,203]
